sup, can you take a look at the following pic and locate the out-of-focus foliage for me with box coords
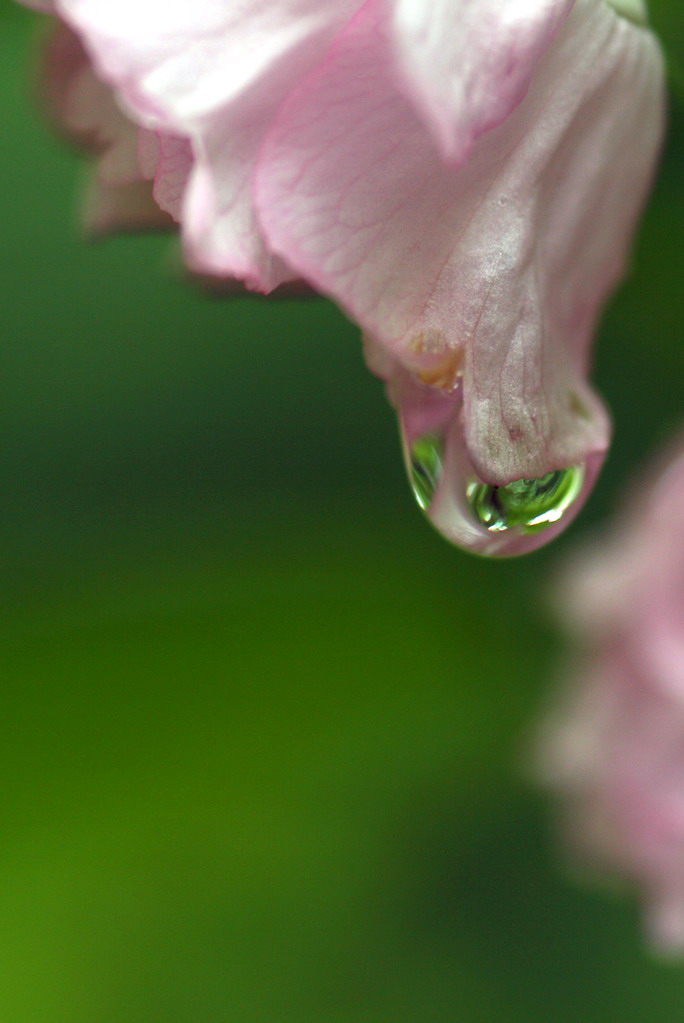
[1,4,683,1020]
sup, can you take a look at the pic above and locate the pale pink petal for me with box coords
[54,0,358,130]
[138,131,193,222]
[257,0,663,485]
[181,96,298,288]
[52,0,360,288]
[387,0,573,162]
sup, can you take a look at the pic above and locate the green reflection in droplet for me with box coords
[467,465,585,534]
[409,434,443,510]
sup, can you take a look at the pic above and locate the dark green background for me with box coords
[1,4,683,1019]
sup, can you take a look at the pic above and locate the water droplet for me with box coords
[390,367,601,557]
[467,466,585,535]
[409,433,443,510]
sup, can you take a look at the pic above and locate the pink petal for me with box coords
[54,0,357,130]
[53,0,360,289]
[387,0,573,162]
[180,97,298,289]
[138,130,192,222]
[256,0,663,485]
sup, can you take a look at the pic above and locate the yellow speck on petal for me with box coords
[417,348,464,391]
[407,331,464,391]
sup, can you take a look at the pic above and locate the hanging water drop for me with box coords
[388,362,601,556]
[409,433,443,510]
[467,466,586,535]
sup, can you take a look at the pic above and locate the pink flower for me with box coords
[21,0,664,554]
[538,441,684,952]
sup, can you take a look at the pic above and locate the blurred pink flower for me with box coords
[539,441,684,952]
[21,0,664,554]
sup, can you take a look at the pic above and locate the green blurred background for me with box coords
[1,4,683,1020]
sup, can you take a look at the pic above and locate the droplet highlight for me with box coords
[409,433,443,510]
[467,466,586,535]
